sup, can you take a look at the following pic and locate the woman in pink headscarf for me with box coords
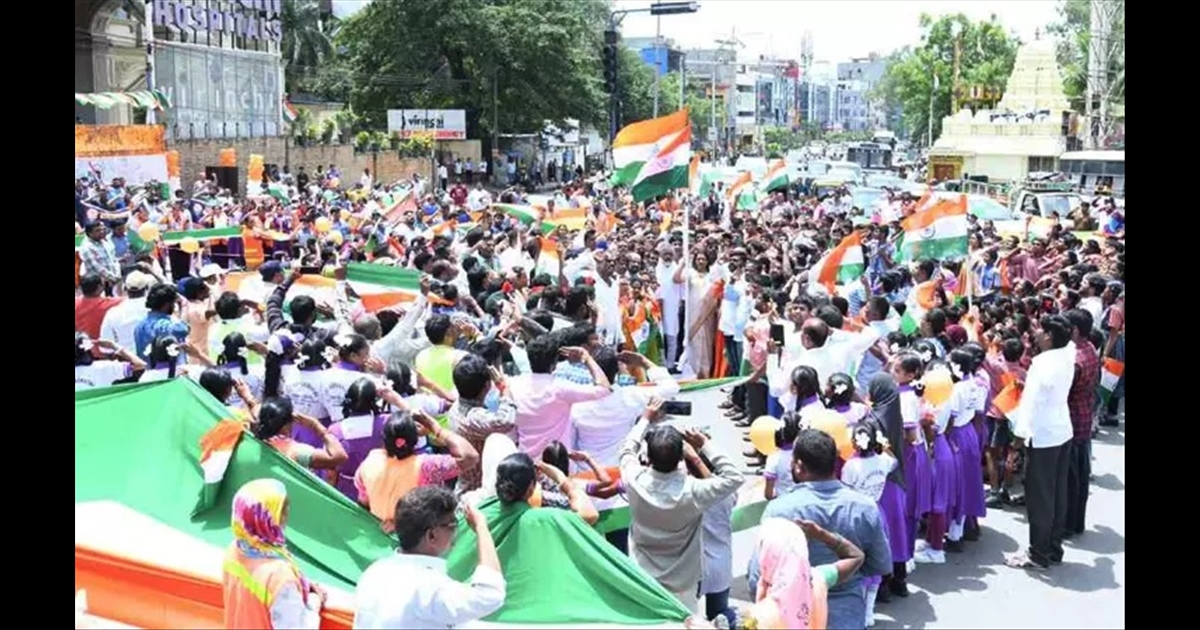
[743,518,864,630]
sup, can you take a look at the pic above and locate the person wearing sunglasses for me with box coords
[354,486,505,629]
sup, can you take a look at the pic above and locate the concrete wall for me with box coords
[168,137,433,188]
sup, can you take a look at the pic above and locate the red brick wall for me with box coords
[168,137,432,190]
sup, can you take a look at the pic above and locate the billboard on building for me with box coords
[155,43,283,139]
[387,110,467,139]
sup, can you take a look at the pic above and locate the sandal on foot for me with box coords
[1005,553,1047,571]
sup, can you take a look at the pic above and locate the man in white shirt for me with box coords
[770,317,879,412]
[654,245,685,370]
[354,486,505,629]
[572,347,679,472]
[1007,314,1077,571]
[99,270,156,348]
[437,163,450,191]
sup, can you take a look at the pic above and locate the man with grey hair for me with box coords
[654,242,684,372]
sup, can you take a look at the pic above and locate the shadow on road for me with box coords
[1065,524,1124,555]
[1091,473,1124,491]
[1094,427,1124,446]
[907,526,1021,596]
[1030,556,1119,593]
[874,588,936,629]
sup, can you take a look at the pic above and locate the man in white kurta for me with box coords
[655,246,685,370]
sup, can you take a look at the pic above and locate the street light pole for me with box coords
[679,53,686,113]
[653,15,662,117]
[143,0,157,125]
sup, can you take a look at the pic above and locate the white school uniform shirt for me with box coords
[898,387,923,443]
[75,361,131,390]
[138,364,200,383]
[1011,343,1076,449]
[841,452,897,502]
[285,369,329,419]
[353,554,506,630]
[321,366,381,422]
[934,380,974,434]
[204,363,265,409]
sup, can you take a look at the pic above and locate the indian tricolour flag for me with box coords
[898,193,969,262]
[493,202,542,227]
[345,263,421,312]
[282,97,298,124]
[536,237,561,277]
[1098,357,1124,405]
[610,109,692,202]
[760,158,790,192]
[73,225,243,252]
[808,232,865,292]
[194,419,244,515]
[899,279,940,335]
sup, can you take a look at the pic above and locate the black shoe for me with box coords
[887,579,910,598]
[1098,420,1119,427]
[986,493,1004,509]
[964,524,981,541]
[945,539,965,553]
[875,584,892,604]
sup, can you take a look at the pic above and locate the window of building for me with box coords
[1027,156,1056,172]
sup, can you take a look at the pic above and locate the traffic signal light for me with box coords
[603,30,619,94]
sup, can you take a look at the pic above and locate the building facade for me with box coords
[835,55,888,132]
[75,0,285,139]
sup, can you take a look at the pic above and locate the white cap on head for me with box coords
[124,270,156,292]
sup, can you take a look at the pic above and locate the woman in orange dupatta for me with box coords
[741,518,865,630]
[353,409,479,532]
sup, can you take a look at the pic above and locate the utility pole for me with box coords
[143,0,157,125]
[653,15,662,117]
[492,68,499,185]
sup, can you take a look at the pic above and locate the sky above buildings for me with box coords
[332,0,1062,63]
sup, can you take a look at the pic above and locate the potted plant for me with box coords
[370,130,390,152]
[321,119,337,145]
[354,130,372,152]
[334,110,359,144]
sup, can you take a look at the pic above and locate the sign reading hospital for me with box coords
[153,0,283,43]
[387,110,467,140]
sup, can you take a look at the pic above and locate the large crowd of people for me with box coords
[74,157,1125,630]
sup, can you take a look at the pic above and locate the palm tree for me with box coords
[281,0,339,94]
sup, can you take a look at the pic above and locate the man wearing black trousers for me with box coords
[1007,315,1077,570]
[1063,309,1100,538]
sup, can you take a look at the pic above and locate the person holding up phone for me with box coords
[619,397,745,613]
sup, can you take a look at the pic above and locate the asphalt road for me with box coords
[683,387,1126,629]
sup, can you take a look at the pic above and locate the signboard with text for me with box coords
[153,0,283,43]
[387,110,467,140]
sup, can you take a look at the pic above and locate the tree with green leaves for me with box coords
[1047,0,1124,116]
[322,0,609,148]
[876,13,1019,145]
[281,0,339,95]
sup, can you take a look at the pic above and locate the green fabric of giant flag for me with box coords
[75,379,393,591]
[74,378,733,623]
[446,498,690,624]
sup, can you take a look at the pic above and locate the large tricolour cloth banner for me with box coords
[610,109,692,202]
[75,379,694,626]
